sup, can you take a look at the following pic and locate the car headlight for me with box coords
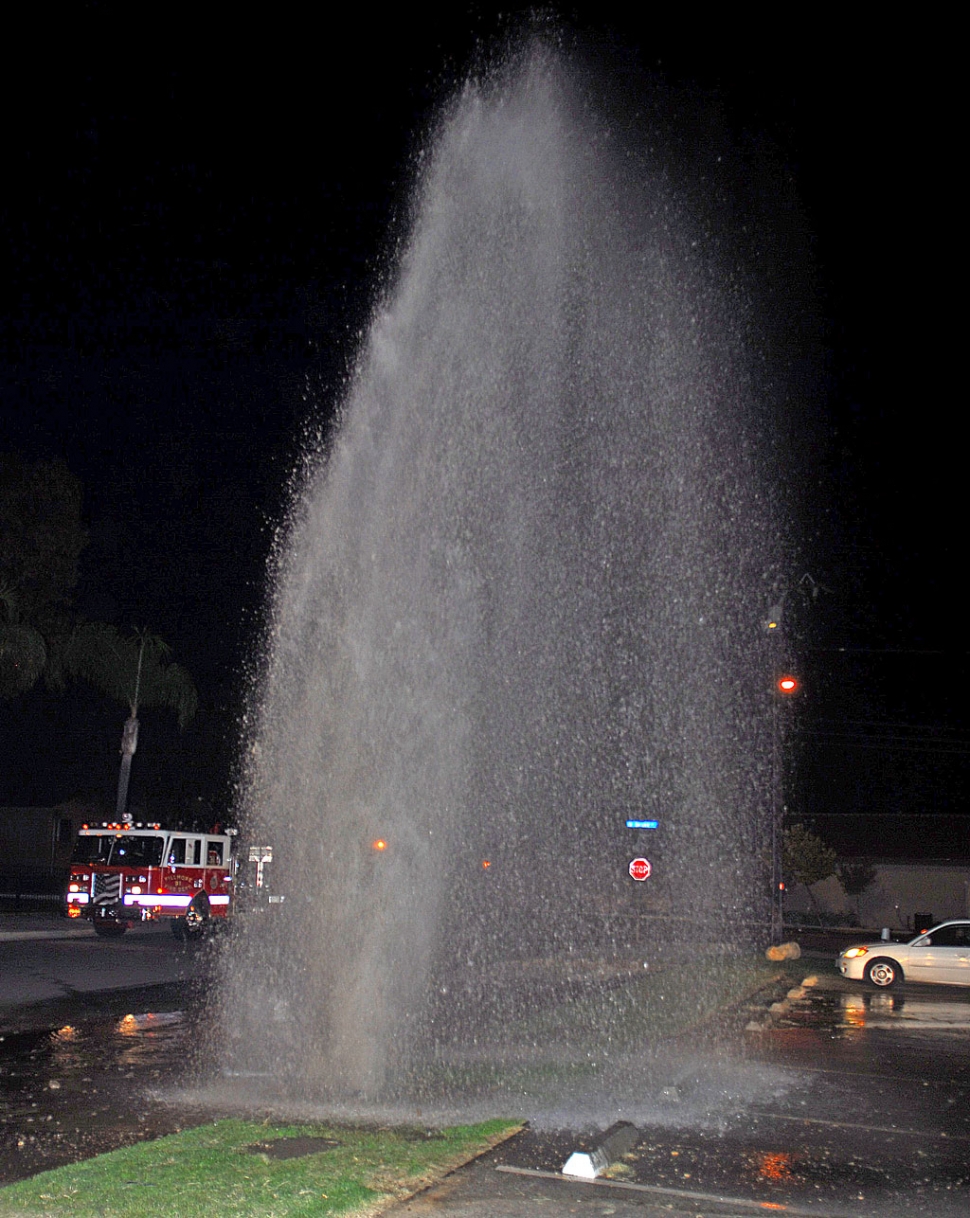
[842,947,869,959]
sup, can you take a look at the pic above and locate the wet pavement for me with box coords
[388,972,970,1216]
[0,913,205,1031]
[1,919,969,1215]
[0,913,212,1182]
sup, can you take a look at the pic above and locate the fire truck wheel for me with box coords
[183,894,210,938]
[93,920,127,938]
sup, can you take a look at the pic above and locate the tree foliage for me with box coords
[1,453,87,699]
[1,454,196,726]
[837,859,877,897]
[837,859,877,922]
[61,623,197,728]
[0,581,48,697]
[783,823,837,899]
[0,453,87,631]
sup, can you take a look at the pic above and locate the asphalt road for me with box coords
[0,914,204,1034]
[1,918,968,1215]
[387,973,970,1216]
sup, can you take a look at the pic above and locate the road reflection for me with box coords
[772,973,970,1039]
[840,991,970,1031]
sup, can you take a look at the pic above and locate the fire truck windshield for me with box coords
[71,834,165,867]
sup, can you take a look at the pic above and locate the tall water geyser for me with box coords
[221,44,787,1100]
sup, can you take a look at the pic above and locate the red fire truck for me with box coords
[66,822,237,939]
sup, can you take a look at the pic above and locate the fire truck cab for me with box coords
[66,823,236,939]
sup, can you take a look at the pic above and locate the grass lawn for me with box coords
[365,951,791,1104]
[0,1118,523,1218]
[523,951,783,1048]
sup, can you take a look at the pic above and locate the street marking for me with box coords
[496,1165,857,1217]
[747,1109,970,1141]
[765,1063,970,1088]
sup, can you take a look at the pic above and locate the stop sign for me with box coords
[629,856,652,882]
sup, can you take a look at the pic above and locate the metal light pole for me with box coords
[764,578,819,942]
[765,599,800,943]
[770,692,783,943]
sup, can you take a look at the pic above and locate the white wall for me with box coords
[785,862,970,930]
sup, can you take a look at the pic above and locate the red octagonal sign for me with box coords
[629,856,652,882]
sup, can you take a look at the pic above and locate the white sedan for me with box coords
[838,920,970,988]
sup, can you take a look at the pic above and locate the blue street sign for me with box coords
[625,819,659,830]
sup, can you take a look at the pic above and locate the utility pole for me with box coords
[764,601,800,943]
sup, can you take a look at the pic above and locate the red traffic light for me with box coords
[776,675,799,694]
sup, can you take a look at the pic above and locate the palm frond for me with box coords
[0,620,47,697]
[60,623,197,726]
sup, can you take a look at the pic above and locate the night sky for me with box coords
[1,10,962,852]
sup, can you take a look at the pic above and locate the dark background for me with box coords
[1,8,961,854]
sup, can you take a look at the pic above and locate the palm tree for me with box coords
[60,624,198,818]
[0,580,48,698]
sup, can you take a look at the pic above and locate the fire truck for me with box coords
[66,822,237,939]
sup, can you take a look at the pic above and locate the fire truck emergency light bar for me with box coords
[81,822,163,830]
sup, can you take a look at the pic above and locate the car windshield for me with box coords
[71,835,114,864]
[71,834,165,867]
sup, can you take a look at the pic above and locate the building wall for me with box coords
[0,802,95,895]
[785,862,970,930]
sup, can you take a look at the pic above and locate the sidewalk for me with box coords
[0,911,93,942]
[384,1135,813,1218]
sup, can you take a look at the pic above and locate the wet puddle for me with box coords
[0,1007,208,1183]
[768,976,970,1038]
[2,974,969,1215]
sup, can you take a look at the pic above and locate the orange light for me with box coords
[756,1151,793,1182]
[117,1014,138,1036]
[777,675,798,694]
[371,839,387,852]
[482,859,491,869]
[67,906,81,918]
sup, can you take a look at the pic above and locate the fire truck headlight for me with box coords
[130,886,142,895]
[68,884,79,893]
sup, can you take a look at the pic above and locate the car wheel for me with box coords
[93,919,127,938]
[866,957,903,988]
